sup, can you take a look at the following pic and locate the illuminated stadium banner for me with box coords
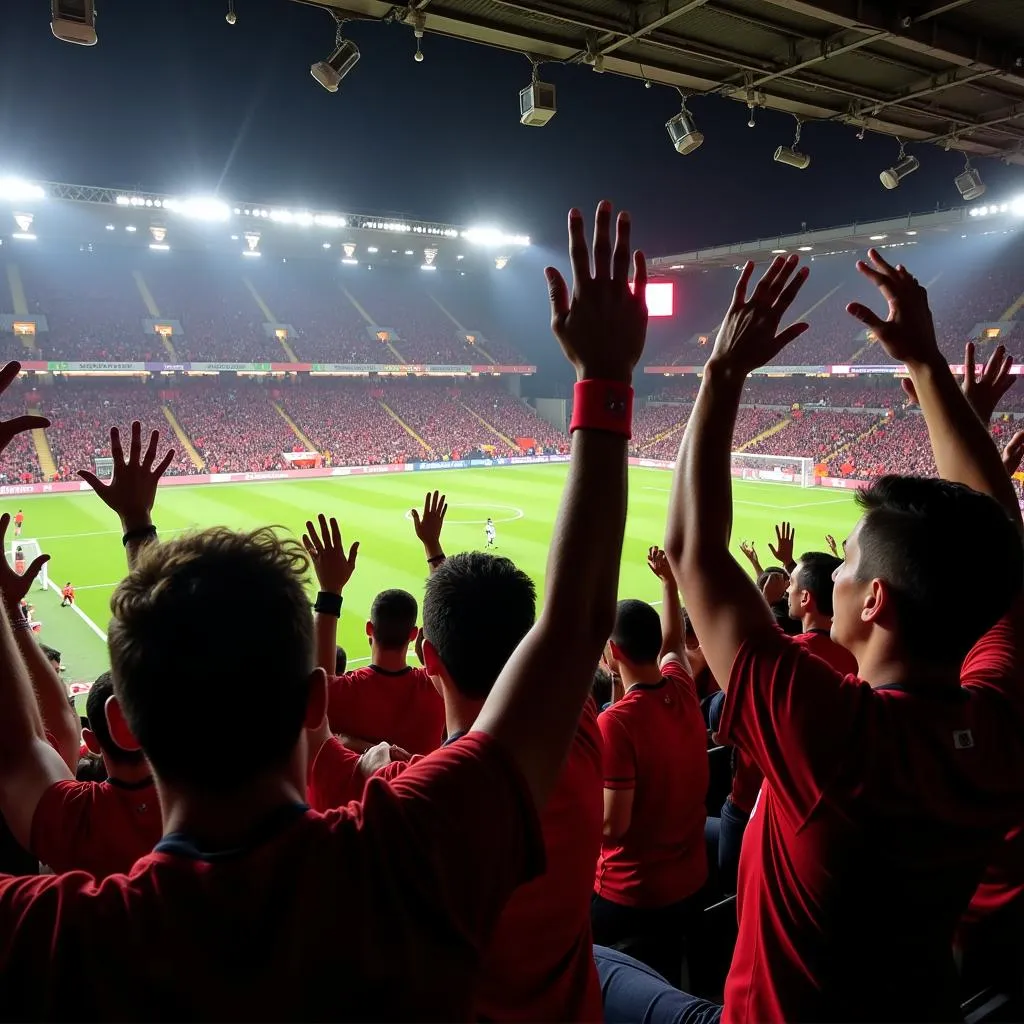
[15,361,537,376]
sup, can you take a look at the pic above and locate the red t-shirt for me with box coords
[0,733,543,1019]
[30,779,162,878]
[14,513,23,526]
[308,710,604,1023]
[595,657,709,908]
[327,664,445,756]
[719,611,1024,1024]
[793,629,859,676]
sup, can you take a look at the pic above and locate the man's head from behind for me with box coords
[107,527,321,792]
[606,599,662,675]
[366,589,418,652]
[833,476,1023,665]
[86,672,145,766]
[422,552,535,700]
[787,552,843,622]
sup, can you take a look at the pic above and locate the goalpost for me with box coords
[5,539,50,591]
[730,452,816,488]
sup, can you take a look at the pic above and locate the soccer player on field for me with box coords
[622,250,1024,1023]
[485,517,496,548]
[0,201,645,1018]
[60,582,75,607]
[13,510,22,538]
[13,546,24,576]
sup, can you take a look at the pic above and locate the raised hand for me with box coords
[0,514,49,612]
[358,741,411,779]
[647,545,673,581]
[302,514,359,595]
[411,490,447,551]
[825,534,839,558]
[1003,430,1024,477]
[902,342,1015,425]
[760,570,789,606]
[707,255,810,376]
[79,422,174,531]
[544,201,648,383]
[768,521,795,568]
[0,362,49,458]
[847,249,939,366]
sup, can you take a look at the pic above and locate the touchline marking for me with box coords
[735,497,853,510]
[46,580,107,642]
[33,527,189,543]
[403,503,524,526]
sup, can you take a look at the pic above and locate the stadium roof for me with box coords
[301,0,1024,164]
[649,191,1024,268]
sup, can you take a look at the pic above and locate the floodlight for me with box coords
[165,197,230,222]
[954,160,986,202]
[1011,196,1024,217]
[420,264,436,271]
[311,38,360,93]
[242,250,261,258]
[773,120,810,169]
[11,233,36,241]
[51,0,96,45]
[519,71,556,126]
[665,99,703,155]
[462,227,530,247]
[149,244,170,251]
[880,144,919,189]
[0,179,44,203]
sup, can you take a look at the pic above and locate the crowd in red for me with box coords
[0,209,1021,1023]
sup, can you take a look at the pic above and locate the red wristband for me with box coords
[569,380,634,439]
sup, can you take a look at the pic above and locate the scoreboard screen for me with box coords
[630,280,674,318]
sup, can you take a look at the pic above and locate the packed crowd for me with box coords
[0,206,1021,1022]
[3,250,527,365]
[0,380,563,481]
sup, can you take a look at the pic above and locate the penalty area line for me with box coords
[46,580,107,643]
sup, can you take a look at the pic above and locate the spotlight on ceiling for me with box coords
[665,98,703,155]
[773,119,810,169]
[311,21,360,93]
[880,144,919,190]
[51,0,97,45]
[955,158,986,202]
[519,70,556,126]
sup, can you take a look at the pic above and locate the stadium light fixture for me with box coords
[665,97,703,156]
[797,245,813,252]
[519,65,556,127]
[322,242,331,249]
[773,120,810,170]
[420,264,436,271]
[11,233,37,241]
[164,197,231,222]
[462,227,530,248]
[1011,196,1024,216]
[367,246,378,253]
[242,250,261,258]
[149,243,170,251]
[341,258,359,265]
[771,248,787,254]
[311,16,360,94]
[954,157,986,202]
[869,234,887,241]
[125,225,137,232]
[51,0,97,45]
[105,224,115,231]
[404,249,414,255]
[880,142,919,190]
[0,178,44,203]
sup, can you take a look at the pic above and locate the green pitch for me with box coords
[9,466,862,686]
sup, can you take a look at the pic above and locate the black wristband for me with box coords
[122,525,158,548]
[427,554,445,565]
[314,591,343,617]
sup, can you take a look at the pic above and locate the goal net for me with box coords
[5,539,50,591]
[731,452,816,488]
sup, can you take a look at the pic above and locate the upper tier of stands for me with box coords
[5,250,526,365]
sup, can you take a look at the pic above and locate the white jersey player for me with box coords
[485,518,496,549]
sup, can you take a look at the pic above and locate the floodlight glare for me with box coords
[665,102,703,155]
[462,227,530,247]
[880,153,919,190]
[0,179,44,203]
[311,39,361,93]
[955,163,986,202]
[165,197,231,222]
[1011,196,1024,217]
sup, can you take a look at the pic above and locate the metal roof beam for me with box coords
[595,0,712,57]
[760,0,1024,84]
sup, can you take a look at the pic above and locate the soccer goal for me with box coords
[5,539,49,591]
[730,452,816,488]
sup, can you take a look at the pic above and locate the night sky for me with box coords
[3,0,1024,258]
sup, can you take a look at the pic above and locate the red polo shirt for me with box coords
[0,733,543,1019]
[30,778,162,878]
[719,610,1024,1024]
[327,664,445,756]
[595,657,709,908]
[308,706,604,1022]
[793,628,859,676]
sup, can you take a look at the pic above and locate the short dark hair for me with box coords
[423,552,535,699]
[86,672,144,765]
[108,528,314,790]
[40,644,61,664]
[335,645,348,675]
[370,589,418,650]
[756,567,788,590]
[591,666,613,708]
[855,476,1023,662]
[611,600,662,665]
[794,552,843,616]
